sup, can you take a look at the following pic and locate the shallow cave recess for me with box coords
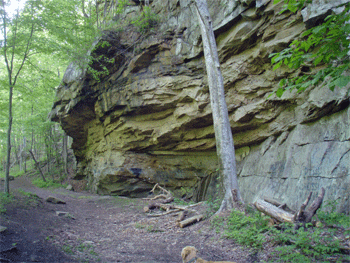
[87,30,128,80]
[131,0,154,5]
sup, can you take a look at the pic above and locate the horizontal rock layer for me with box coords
[50,0,350,212]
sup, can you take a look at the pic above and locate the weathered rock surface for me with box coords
[50,0,350,212]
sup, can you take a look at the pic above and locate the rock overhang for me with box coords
[50,0,350,212]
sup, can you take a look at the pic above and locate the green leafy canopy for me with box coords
[0,0,115,164]
[270,0,350,97]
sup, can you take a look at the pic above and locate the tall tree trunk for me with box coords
[2,1,35,194]
[82,0,89,18]
[13,135,20,166]
[192,0,243,212]
[21,136,27,172]
[5,84,13,195]
[62,133,68,175]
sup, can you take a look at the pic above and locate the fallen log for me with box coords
[143,184,204,227]
[255,188,325,228]
[176,211,187,222]
[263,197,295,213]
[143,203,175,213]
[143,183,174,212]
[147,209,181,217]
[254,199,294,223]
[178,214,203,228]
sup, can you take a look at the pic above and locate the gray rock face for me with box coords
[239,106,350,213]
[50,0,350,212]
[301,0,350,28]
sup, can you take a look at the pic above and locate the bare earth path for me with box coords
[0,176,255,263]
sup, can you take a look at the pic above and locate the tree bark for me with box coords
[192,0,243,212]
[29,150,46,182]
[20,137,26,172]
[254,199,295,223]
[295,187,325,225]
[62,133,68,175]
[178,215,203,228]
[4,84,13,195]
[2,1,35,194]
[255,188,326,228]
[264,197,295,213]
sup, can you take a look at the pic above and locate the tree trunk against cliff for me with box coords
[192,0,243,212]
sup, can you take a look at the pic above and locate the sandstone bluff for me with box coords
[50,0,350,213]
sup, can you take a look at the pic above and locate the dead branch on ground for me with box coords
[143,184,204,228]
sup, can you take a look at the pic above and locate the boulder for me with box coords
[46,196,66,204]
[0,226,7,233]
[55,211,75,219]
[66,184,74,191]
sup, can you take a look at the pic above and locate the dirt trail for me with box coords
[0,176,254,263]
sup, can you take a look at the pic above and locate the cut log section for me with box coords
[176,211,187,222]
[178,215,203,228]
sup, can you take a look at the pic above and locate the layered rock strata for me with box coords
[50,0,350,212]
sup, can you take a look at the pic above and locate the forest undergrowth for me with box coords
[211,203,350,262]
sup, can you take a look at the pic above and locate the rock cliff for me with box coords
[50,0,350,213]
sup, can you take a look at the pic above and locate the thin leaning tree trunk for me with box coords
[29,150,46,182]
[193,0,243,212]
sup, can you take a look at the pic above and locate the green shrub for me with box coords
[32,178,66,188]
[0,192,13,213]
[223,201,349,262]
[272,225,343,262]
[317,200,350,228]
[0,166,26,179]
[225,209,270,249]
[206,195,221,217]
[17,189,34,197]
[210,215,226,233]
[131,6,159,33]
[173,197,189,206]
